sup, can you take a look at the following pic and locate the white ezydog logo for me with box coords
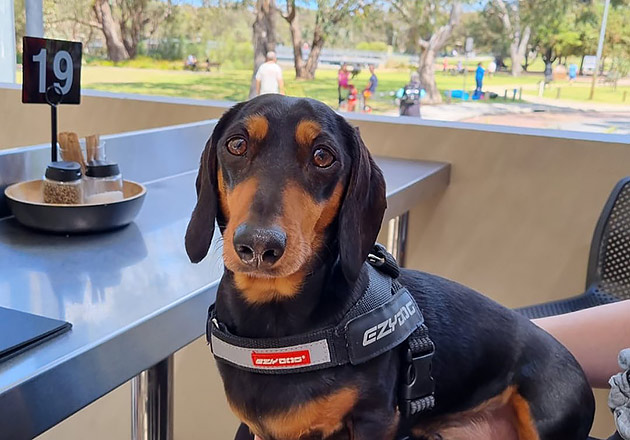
[362,300,416,346]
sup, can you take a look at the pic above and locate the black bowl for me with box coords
[4,179,147,234]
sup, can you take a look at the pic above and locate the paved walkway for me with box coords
[395,99,630,135]
[419,101,561,122]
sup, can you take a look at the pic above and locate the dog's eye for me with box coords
[312,148,335,168]
[226,138,247,156]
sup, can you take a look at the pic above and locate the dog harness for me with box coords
[206,244,436,418]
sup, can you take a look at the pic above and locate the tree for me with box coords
[250,0,277,97]
[391,0,462,104]
[119,0,151,58]
[527,0,570,74]
[92,0,169,61]
[488,0,530,76]
[280,0,365,79]
[93,0,129,61]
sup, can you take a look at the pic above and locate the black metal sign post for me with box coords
[45,85,63,161]
[22,37,82,162]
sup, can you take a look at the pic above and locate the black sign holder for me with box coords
[45,85,63,162]
[22,36,82,163]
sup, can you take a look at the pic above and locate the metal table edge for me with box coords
[0,280,220,440]
[384,161,451,220]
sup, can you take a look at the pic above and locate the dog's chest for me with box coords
[221,365,357,439]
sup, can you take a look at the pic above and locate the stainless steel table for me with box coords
[0,121,449,440]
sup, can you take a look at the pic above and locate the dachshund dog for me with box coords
[185,94,595,440]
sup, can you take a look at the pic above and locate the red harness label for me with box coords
[251,350,311,368]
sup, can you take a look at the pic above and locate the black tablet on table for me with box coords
[0,307,71,362]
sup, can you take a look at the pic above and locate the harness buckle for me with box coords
[400,347,435,417]
[368,244,400,278]
[367,253,386,266]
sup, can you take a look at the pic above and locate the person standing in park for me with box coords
[475,62,485,94]
[569,63,578,84]
[362,64,378,112]
[255,52,285,96]
[487,59,497,77]
[398,72,422,117]
[337,63,351,109]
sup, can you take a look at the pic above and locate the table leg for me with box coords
[386,212,409,267]
[131,355,174,440]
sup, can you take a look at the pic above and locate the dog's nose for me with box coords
[233,224,286,268]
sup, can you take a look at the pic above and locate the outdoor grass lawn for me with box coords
[72,65,626,110]
[521,82,630,104]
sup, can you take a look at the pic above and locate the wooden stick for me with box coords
[59,132,86,172]
[86,135,99,162]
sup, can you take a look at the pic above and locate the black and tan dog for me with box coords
[185,94,595,440]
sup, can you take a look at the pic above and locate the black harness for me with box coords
[207,244,435,431]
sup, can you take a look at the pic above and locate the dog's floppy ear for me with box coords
[185,103,244,263]
[338,126,387,281]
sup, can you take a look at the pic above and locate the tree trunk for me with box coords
[93,0,129,62]
[120,0,148,59]
[281,1,307,78]
[417,2,461,104]
[509,25,530,76]
[303,25,325,79]
[250,0,277,98]
[418,47,439,103]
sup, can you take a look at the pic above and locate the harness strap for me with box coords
[208,244,436,425]
[208,271,424,374]
[400,323,435,417]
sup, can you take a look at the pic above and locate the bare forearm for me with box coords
[534,300,630,388]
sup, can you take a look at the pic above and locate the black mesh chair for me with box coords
[518,177,630,319]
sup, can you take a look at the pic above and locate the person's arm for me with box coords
[255,67,262,95]
[534,300,630,388]
[277,67,284,95]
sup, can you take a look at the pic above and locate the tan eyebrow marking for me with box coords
[295,120,322,148]
[245,114,269,141]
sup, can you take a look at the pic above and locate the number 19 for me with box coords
[32,48,74,95]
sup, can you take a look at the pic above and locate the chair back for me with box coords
[586,177,630,302]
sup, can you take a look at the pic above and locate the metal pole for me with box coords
[462,54,467,96]
[132,356,174,440]
[0,0,17,83]
[51,105,58,161]
[386,212,409,267]
[589,0,611,100]
[25,0,44,37]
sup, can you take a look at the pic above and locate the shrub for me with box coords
[356,41,389,52]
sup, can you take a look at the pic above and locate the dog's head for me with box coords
[185,95,386,300]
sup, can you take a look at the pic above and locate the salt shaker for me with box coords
[83,160,124,204]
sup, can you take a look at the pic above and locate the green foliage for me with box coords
[84,55,184,70]
[208,38,254,70]
[26,0,630,79]
[355,41,389,52]
[149,39,185,60]
[454,10,509,57]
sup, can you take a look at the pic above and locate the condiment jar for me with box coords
[83,160,124,204]
[42,161,83,204]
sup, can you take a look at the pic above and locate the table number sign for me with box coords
[22,36,82,105]
[22,37,82,161]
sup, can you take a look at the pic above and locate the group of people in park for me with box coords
[252,51,423,118]
[337,63,378,113]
